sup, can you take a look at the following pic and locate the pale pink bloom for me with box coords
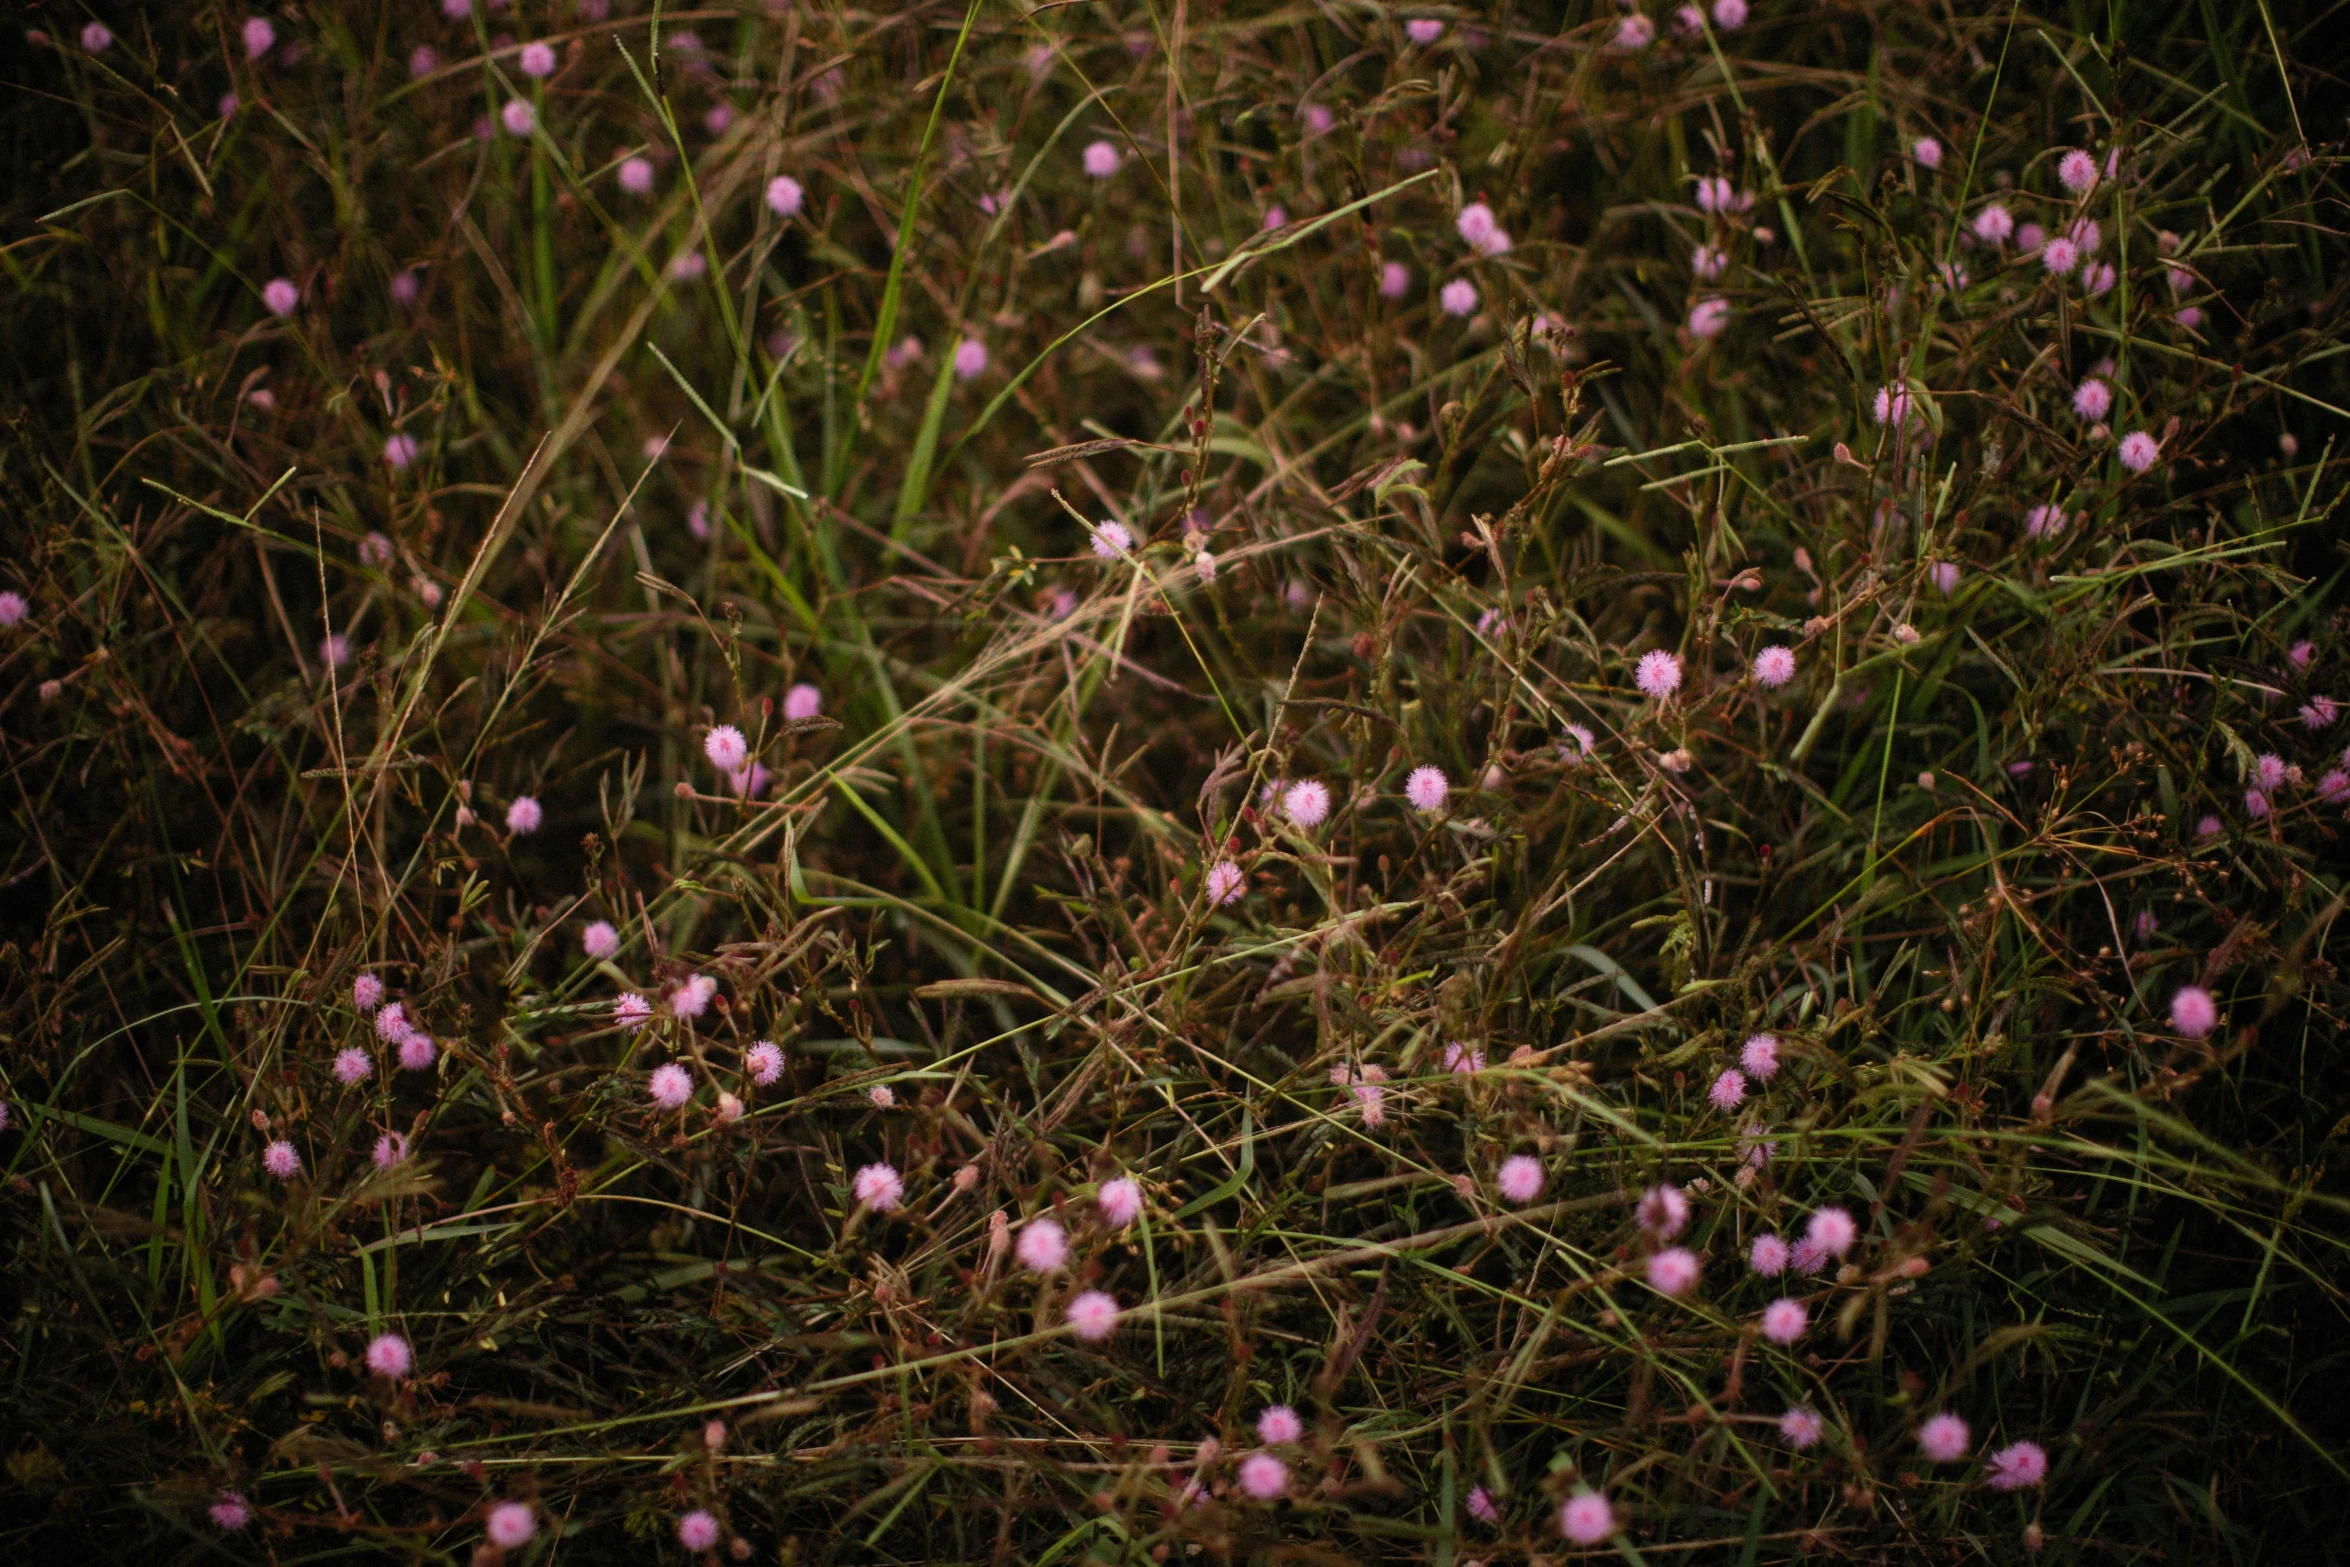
[1694,175,1737,213]
[649,1062,693,1109]
[485,1502,537,1550]
[519,41,557,77]
[2039,237,2079,276]
[2167,265,2194,295]
[1635,648,1684,699]
[2255,752,2286,791]
[667,252,707,282]
[360,531,395,566]
[1752,646,1795,687]
[1239,1451,1288,1498]
[1688,297,1730,338]
[1712,0,1748,25]
[2068,217,2102,253]
[2016,221,2046,253]
[1467,1484,1500,1523]
[1561,723,1596,760]
[2302,696,2338,730]
[1283,780,1332,827]
[1760,1297,1807,1344]
[1913,137,1943,170]
[1098,1176,1143,1227]
[1560,1491,1614,1544]
[671,973,718,1021]
[1806,1205,1858,1258]
[953,338,989,380]
[209,1492,252,1531]
[262,278,300,317]
[707,105,741,137]
[1439,279,1479,317]
[1091,521,1134,559]
[1016,1217,1068,1271]
[1300,104,1334,137]
[242,17,276,60]
[1378,261,1410,299]
[82,21,113,51]
[1614,14,1656,48]
[1749,1233,1789,1274]
[1456,202,1500,250]
[2057,150,2098,194]
[620,157,656,195]
[705,725,749,772]
[583,920,620,961]
[1917,1411,1971,1462]
[1405,765,1449,813]
[505,796,542,834]
[1987,1439,2050,1491]
[375,1002,408,1042]
[2117,431,2160,472]
[1066,1289,1120,1340]
[728,762,771,798]
[2169,985,2217,1038]
[1352,1077,1387,1127]
[373,1132,409,1168]
[377,430,421,471]
[2175,306,2206,330]
[1741,1032,1779,1078]
[263,1140,301,1180]
[500,99,536,137]
[2244,788,2270,819]
[2320,769,2349,803]
[677,1511,720,1551]
[1932,562,1961,594]
[783,683,822,721]
[354,974,385,1013]
[1647,1246,1700,1296]
[1708,1067,1747,1111]
[1972,204,2015,244]
[1779,1406,1824,1449]
[1497,1155,1545,1204]
[1081,139,1121,178]
[745,1041,784,1084]
[853,1162,904,1211]
[408,45,437,77]
[1443,1042,1485,1073]
[2071,377,2113,421]
[2080,261,2115,297]
[615,992,654,1029]
[1405,18,1445,43]
[333,1047,373,1086]
[1256,1404,1304,1444]
[2195,814,2223,839]
[365,1332,413,1378]
[1205,859,1246,906]
[1639,1183,1690,1238]
[1692,243,1726,279]
[1872,384,1915,427]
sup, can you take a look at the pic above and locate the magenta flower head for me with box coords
[1256,1404,1304,1445]
[2024,504,2068,540]
[1987,1439,2050,1491]
[705,725,749,772]
[1560,1491,1615,1545]
[1283,779,1333,828]
[333,1047,374,1086]
[378,432,421,472]
[1405,765,1449,813]
[1082,139,1121,178]
[782,682,823,722]
[242,17,276,61]
[1439,279,1480,318]
[1872,384,1916,427]
[2072,377,2112,422]
[1713,0,1749,26]
[1971,203,2014,244]
[1779,1405,1824,1449]
[364,1331,413,1379]
[1497,1154,1545,1204]
[649,1062,693,1109]
[208,1491,252,1530]
[262,278,300,318]
[1455,202,1504,254]
[1467,1484,1500,1523]
[398,1029,437,1072]
[745,1041,784,1085]
[1091,520,1133,559]
[82,21,115,52]
[583,920,620,961]
[1638,1183,1690,1239]
[318,634,352,671]
[1635,648,1684,700]
[1917,1411,1972,1463]
[500,99,536,137]
[1752,645,1796,688]
[1688,297,1730,339]
[1016,1217,1068,1271]
[1066,1288,1121,1340]
[373,1132,409,1168]
[408,45,437,78]
[671,973,717,1020]
[505,796,542,834]
[2169,985,2218,1038]
[2303,697,2339,731]
[1098,1175,1144,1227]
[375,1001,408,1042]
[353,973,385,1013]
[1912,137,1943,170]
[615,992,653,1029]
[1749,1233,1789,1275]
[1741,1032,1780,1078]
[263,1140,301,1180]
[620,156,656,195]
[2117,431,2161,473]
[677,1511,720,1551]
[485,1501,537,1550]
[1405,18,1445,44]
[953,338,990,381]
[1378,260,1410,299]
[0,591,27,627]
[1647,1246,1701,1296]
[1239,1451,1289,1499]
[1443,1042,1485,1073]
[1760,1297,1807,1344]
[1205,859,1246,906]
[1694,176,1740,213]
[852,1161,904,1212]
[519,40,557,78]
[1614,13,1655,48]
[1806,1204,1859,1259]
[1707,1067,1747,1112]
[2057,149,2099,195]
[2254,753,2285,791]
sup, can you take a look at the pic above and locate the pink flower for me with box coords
[853,1162,904,1212]
[671,974,718,1020]
[1707,1068,1747,1111]
[1694,175,1738,212]
[705,725,749,772]
[1913,137,1943,170]
[519,40,557,77]
[2302,696,2338,730]
[1688,297,1730,338]
[1082,139,1121,178]
[1256,1404,1304,1444]
[1614,14,1656,48]
[1467,1484,1500,1523]
[620,156,656,195]
[1456,203,1500,250]
[2068,217,2102,253]
[2288,639,2317,669]
[649,1062,693,1109]
[1638,1183,1690,1239]
[485,1502,537,1550]
[2024,504,2068,540]
[745,1041,784,1084]
[1405,18,1445,43]
[1239,1451,1289,1498]
[263,1140,301,1180]
[1091,521,1134,559]
[1098,1176,1143,1227]
[1443,1042,1485,1073]
[242,17,277,60]
[1560,1491,1615,1545]
[1917,1411,1972,1463]
[2175,307,2205,330]
[782,683,822,722]
[1300,103,1334,137]
[1749,1233,1789,1274]
[408,46,438,78]
[1016,1217,1068,1271]
[583,920,620,961]
[373,1132,409,1168]
[2057,149,2098,194]
[2016,221,2046,253]
[383,433,421,470]
[1932,562,1961,594]
[1635,648,1684,700]
[1405,765,1449,813]
[1806,1205,1858,1259]
[375,1001,408,1042]
[262,278,300,317]
[1283,780,1332,827]
[505,796,543,834]
[614,993,653,1029]
[2072,378,2112,421]
[1205,859,1246,906]
[2169,985,2217,1038]
[2319,769,2349,803]
[2080,261,2116,297]
[0,592,27,629]
[2117,431,2161,472]
[360,531,395,566]
[398,1030,438,1072]
[953,338,990,381]
[1779,1406,1824,1449]
[1560,723,1596,761]
[1439,279,1480,317]
[666,252,707,283]
[1987,1439,2050,1491]
[1066,1288,1121,1340]
[703,104,736,136]
[1752,646,1796,688]
[2040,237,2079,276]
[1760,1297,1807,1344]
[1740,1033,1780,1078]
[500,99,536,137]
[1497,1154,1545,1204]
[1712,0,1749,25]
[1872,384,1915,427]
[678,1511,720,1550]
[82,21,114,52]
[1972,204,2015,244]
[365,1332,413,1379]
[2195,814,2222,839]
[1378,261,1410,299]
[354,974,385,1013]
[2255,752,2286,791]
[333,1047,374,1086]
[1647,1246,1701,1296]
[1692,243,1727,279]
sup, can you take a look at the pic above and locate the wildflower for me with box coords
[1972,204,2015,244]
[1239,1452,1289,1498]
[2303,696,2338,730]
[671,974,718,1020]
[505,796,542,834]
[1456,203,1500,250]
[953,338,989,380]
[1688,297,1730,338]
[1871,384,1915,427]
[2175,306,2206,330]
[519,40,557,77]
[614,993,654,1029]
[1692,243,1727,279]
[408,45,437,77]
[1017,1218,1068,1271]
[1405,18,1445,43]
[1752,646,1796,687]
[242,17,276,60]
[583,920,620,961]
[1779,1406,1824,1449]
[1467,1485,1500,1523]
[1739,1033,1781,1080]
[1443,1042,1485,1073]
[1066,1289,1121,1340]
[2024,504,2067,539]
[678,1511,720,1551]
[853,1162,904,1212]
[1639,1184,1690,1238]
[1405,765,1449,813]
[1708,1068,1747,1111]
[1987,1440,2050,1491]
[1098,1176,1143,1227]
[1917,1412,1972,1463]
[2040,237,2079,276]
[1205,859,1246,906]
[1378,261,1410,299]
[1713,0,1749,25]
[1081,139,1121,178]
[649,1063,693,1109]
[871,1088,896,1109]
[1614,14,1656,48]
[1439,279,1479,317]
[1194,548,1217,582]
[666,252,707,282]
[745,1041,784,1085]
[263,1139,301,1180]
[1497,1155,1545,1204]
[373,1132,409,1167]
[1257,1405,1304,1444]
[2057,149,2098,194]
[2195,814,2222,839]
[2255,752,2286,790]
[1913,137,1943,170]
[443,0,471,16]
[485,1502,537,1550]
[1750,1233,1789,1274]
[1561,724,1596,760]
[2016,221,2046,252]
[705,725,749,772]
[2320,769,2349,803]
[1807,1205,1859,1258]
[1694,175,1737,212]
[209,1492,252,1531]
[1647,1247,1700,1296]
[1760,1297,1807,1344]
[1300,104,1334,137]
[262,278,300,317]
[365,1332,413,1379]
[2072,378,2112,421]
[1283,780,1332,828]
[728,761,771,798]
[1560,1491,1615,1545]
[1091,520,1134,559]
[1635,649,1684,700]
[2117,431,2161,472]
[333,1047,374,1086]
[2069,217,2102,253]
[82,21,113,51]
[620,156,656,195]
[783,683,823,721]
[2080,261,2116,296]
[2169,985,2218,1038]
[354,974,385,1013]
[500,99,536,137]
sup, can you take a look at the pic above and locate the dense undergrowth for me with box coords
[4,1,2349,1562]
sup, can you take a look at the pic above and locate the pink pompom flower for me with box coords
[705,725,749,772]
[1614,13,1655,49]
[1090,520,1134,559]
[1378,261,1410,299]
[383,433,420,470]
[208,1490,253,1530]
[1405,765,1449,813]
[1647,1246,1701,1296]
[1806,1205,1858,1258]
[397,1030,438,1072]
[1987,1439,2050,1491]
[242,17,277,60]
[2057,149,2098,194]
[1560,1491,1615,1545]
[1972,204,2015,244]
[263,1140,301,1180]
[745,1041,784,1084]
[1635,649,1684,700]
[619,157,656,195]
[1205,859,1246,906]
[2117,430,2161,472]
[354,973,385,1013]
[1638,1183,1690,1238]
[1016,1217,1068,1271]
[1066,1288,1121,1340]
[671,973,717,1020]
[333,1047,374,1086]
[614,993,653,1029]
[1439,279,1480,317]
[1239,1451,1289,1498]
[1081,139,1121,178]
[1760,1297,1807,1344]
[500,99,536,137]
[1752,646,1796,688]
[1497,1154,1545,1204]
[2169,985,2217,1038]
[583,920,620,961]
[1467,1484,1500,1523]
[485,1501,536,1549]
[1283,779,1332,827]
[1917,1411,1972,1463]
[1912,137,1943,170]
[677,1510,720,1551]
[2072,377,2112,421]
[519,40,557,77]
[82,21,115,52]
[262,278,300,317]
[375,1001,408,1042]
[1443,1042,1485,1073]
[1256,1404,1304,1444]
[1741,1032,1780,1077]
[1405,18,1445,44]
[1708,1067,1747,1111]
[1098,1176,1143,1227]
[1749,1233,1789,1274]
[1713,0,1749,26]
[1779,1406,1824,1449]
[365,1332,413,1379]
[783,683,822,721]
[953,338,990,381]
[505,796,542,834]
[649,1062,694,1109]
[1456,203,1499,250]
[373,1132,409,1168]
[1688,297,1730,339]
[853,1162,904,1212]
